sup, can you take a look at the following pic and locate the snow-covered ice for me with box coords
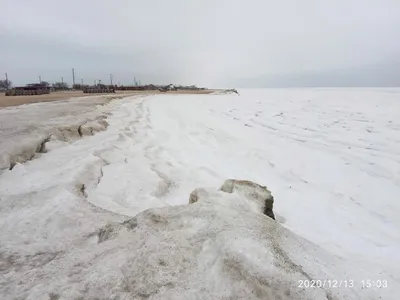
[0,88,399,299]
[0,95,116,170]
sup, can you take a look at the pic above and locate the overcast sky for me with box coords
[1,0,399,87]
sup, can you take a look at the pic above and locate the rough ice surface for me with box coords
[219,179,275,219]
[0,96,113,170]
[1,88,399,299]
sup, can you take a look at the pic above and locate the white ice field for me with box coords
[0,88,399,299]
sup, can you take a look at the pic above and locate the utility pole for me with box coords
[81,78,83,86]
[5,73,9,90]
[109,73,113,86]
[39,76,42,83]
[61,77,64,84]
[72,68,76,87]
[94,79,96,86]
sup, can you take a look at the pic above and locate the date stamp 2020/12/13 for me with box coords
[298,279,388,289]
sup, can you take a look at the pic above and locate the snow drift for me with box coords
[0,96,112,171]
[2,180,360,300]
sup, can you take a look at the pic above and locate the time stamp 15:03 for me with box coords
[298,279,388,289]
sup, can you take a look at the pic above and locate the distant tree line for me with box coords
[52,82,69,91]
[1,80,207,92]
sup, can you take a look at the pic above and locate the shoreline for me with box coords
[0,89,217,108]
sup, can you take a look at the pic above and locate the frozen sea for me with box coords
[0,88,399,299]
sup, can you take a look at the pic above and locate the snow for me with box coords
[1,88,399,299]
[0,95,115,170]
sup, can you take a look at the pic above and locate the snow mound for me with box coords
[212,89,240,95]
[190,179,275,220]
[220,179,275,219]
[18,182,363,300]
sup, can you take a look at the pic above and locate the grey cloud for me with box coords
[1,0,399,87]
[228,58,400,88]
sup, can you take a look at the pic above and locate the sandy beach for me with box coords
[0,89,215,108]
